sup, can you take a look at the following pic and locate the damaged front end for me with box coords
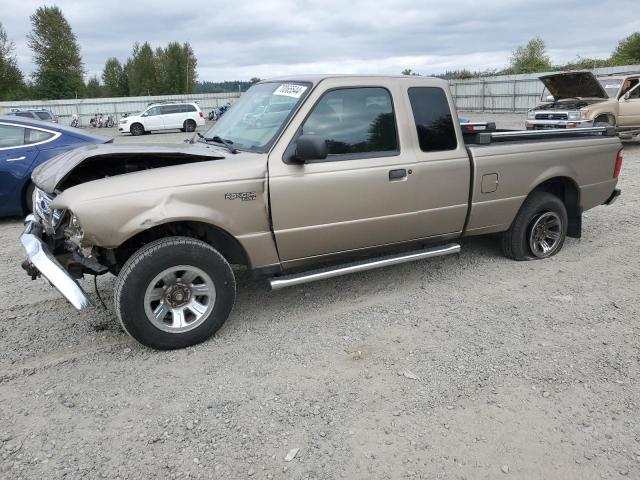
[20,188,109,310]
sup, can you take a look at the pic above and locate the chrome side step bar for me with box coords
[269,243,461,290]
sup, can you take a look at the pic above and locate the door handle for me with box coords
[6,156,26,162]
[388,168,407,181]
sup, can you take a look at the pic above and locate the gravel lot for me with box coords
[1,115,639,479]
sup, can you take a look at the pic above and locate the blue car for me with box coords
[0,116,112,217]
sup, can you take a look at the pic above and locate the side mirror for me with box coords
[624,92,631,100]
[294,134,327,163]
[545,95,555,102]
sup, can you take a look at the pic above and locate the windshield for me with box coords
[598,79,621,98]
[203,82,310,152]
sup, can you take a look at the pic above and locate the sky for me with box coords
[1,0,639,82]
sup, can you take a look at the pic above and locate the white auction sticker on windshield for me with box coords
[274,84,307,98]
[605,84,621,89]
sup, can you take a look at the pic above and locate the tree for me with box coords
[0,22,26,100]
[157,41,197,94]
[102,57,128,96]
[127,42,158,96]
[85,75,102,98]
[27,6,84,99]
[401,68,419,76]
[508,37,552,74]
[249,77,262,85]
[611,32,640,65]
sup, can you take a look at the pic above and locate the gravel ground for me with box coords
[1,114,639,479]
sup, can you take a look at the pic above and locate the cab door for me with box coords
[619,79,640,127]
[269,85,415,262]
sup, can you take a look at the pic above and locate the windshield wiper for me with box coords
[197,133,237,154]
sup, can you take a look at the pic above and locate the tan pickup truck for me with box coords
[525,71,640,135]
[21,75,623,349]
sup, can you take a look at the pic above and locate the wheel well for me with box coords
[532,177,581,238]
[113,221,249,271]
[594,113,615,126]
[184,118,196,126]
[130,122,143,131]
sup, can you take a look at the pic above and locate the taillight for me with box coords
[614,148,623,178]
[199,111,204,118]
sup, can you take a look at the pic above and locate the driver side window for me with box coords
[628,80,640,99]
[146,106,161,116]
[301,87,398,158]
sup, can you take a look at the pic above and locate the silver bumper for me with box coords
[20,214,92,310]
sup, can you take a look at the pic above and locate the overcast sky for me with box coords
[1,0,639,82]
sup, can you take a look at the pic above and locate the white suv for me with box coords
[119,102,205,136]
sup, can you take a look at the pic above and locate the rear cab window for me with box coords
[407,87,458,152]
[301,86,399,160]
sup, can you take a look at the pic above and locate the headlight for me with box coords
[33,188,65,231]
[568,111,581,121]
[120,119,128,124]
[527,110,536,120]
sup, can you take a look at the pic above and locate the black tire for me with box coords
[114,237,236,349]
[24,182,35,213]
[501,191,568,261]
[130,123,145,136]
[184,119,196,132]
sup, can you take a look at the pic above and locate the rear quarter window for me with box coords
[25,129,55,144]
[407,87,458,152]
[183,104,197,112]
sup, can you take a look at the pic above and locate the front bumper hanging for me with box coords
[20,214,92,310]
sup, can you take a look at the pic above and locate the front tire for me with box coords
[114,237,236,349]
[130,123,145,136]
[501,191,568,261]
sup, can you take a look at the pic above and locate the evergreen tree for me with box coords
[102,57,128,96]
[160,41,197,94]
[27,6,84,99]
[85,75,102,98]
[127,42,158,95]
[0,22,26,100]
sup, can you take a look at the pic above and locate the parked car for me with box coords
[118,101,205,136]
[6,108,58,123]
[0,116,112,217]
[20,75,622,349]
[525,71,640,135]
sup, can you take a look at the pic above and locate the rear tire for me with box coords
[114,237,236,349]
[130,123,145,136]
[501,191,568,261]
[184,119,196,132]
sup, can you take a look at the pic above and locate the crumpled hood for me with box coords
[539,71,608,100]
[32,142,227,193]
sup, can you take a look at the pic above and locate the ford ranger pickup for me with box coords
[20,75,624,349]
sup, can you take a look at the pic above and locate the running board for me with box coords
[269,243,461,290]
